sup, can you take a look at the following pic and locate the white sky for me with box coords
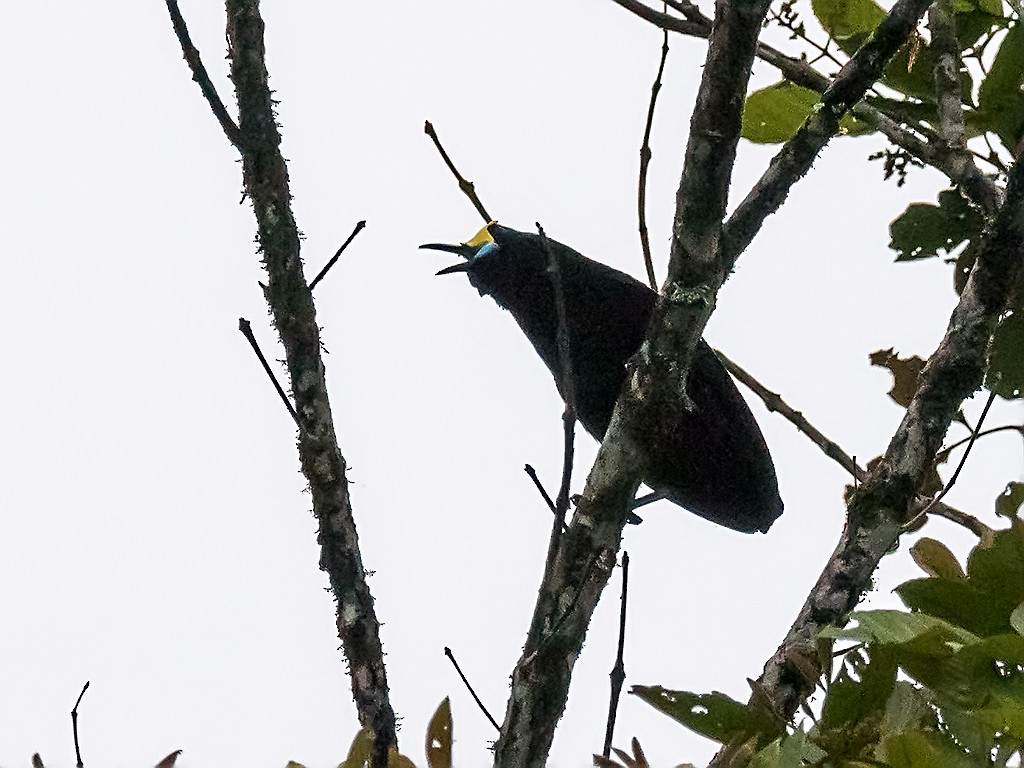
[1,2,1020,767]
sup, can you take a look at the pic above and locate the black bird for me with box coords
[421,223,783,533]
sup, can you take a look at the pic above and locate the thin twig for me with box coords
[525,463,570,533]
[537,223,577,564]
[939,424,1024,457]
[524,464,558,513]
[602,552,630,759]
[238,318,299,424]
[424,120,491,223]
[71,681,89,768]
[163,0,243,148]
[719,350,987,535]
[911,390,998,524]
[638,11,670,291]
[309,220,366,291]
[717,351,865,482]
[537,224,576,416]
[444,646,500,732]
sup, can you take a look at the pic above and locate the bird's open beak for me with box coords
[419,242,479,276]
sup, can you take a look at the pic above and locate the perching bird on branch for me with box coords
[421,222,783,533]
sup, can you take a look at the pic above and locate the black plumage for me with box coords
[421,223,783,533]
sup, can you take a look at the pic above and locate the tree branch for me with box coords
[752,158,1024,727]
[164,0,243,149]
[927,0,1001,215]
[722,0,938,266]
[213,2,397,764]
[638,17,670,290]
[608,0,1002,216]
[492,0,773,761]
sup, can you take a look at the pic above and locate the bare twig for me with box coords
[424,120,492,223]
[602,553,630,759]
[163,0,243,148]
[238,318,299,424]
[537,224,576,416]
[444,646,500,732]
[71,681,89,768]
[524,463,558,514]
[309,220,366,291]
[638,13,670,290]
[717,350,864,482]
[537,223,578,573]
[911,390,998,524]
[525,463,570,533]
[608,0,709,36]
[940,424,1024,456]
[720,349,989,536]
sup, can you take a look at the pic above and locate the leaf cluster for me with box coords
[632,519,1024,766]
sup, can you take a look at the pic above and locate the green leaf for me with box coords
[869,348,927,407]
[879,729,976,767]
[977,24,1024,149]
[897,578,1007,636]
[1010,603,1024,636]
[881,680,937,734]
[741,82,871,143]
[987,311,1024,399]
[888,189,984,262]
[821,609,976,646]
[997,482,1024,519]
[631,686,782,746]
[910,538,965,579]
[748,729,822,768]
[968,522,1024,592]
[811,0,886,43]
[425,698,452,768]
[822,645,898,731]
[339,729,373,768]
[955,9,1006,48]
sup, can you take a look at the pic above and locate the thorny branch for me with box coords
[164,2,396,764]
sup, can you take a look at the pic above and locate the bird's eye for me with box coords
[475,242,500,259]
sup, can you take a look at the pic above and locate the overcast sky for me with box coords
[1,2,1020,767]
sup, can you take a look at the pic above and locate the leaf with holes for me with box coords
[997,482,1024,519]
[987,312,1024,400]
[425,698,452,768]
[889,189,984,262]
[631,687,782,747]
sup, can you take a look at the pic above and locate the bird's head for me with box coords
[420,221,503,277]
[420,222,550,301]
